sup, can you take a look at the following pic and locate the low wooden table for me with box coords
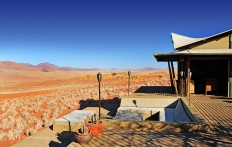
[53,110,95,132]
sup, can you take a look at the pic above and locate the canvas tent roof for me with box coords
[154,49,232,61]
[172,29,232,50]
[171,33,205,50]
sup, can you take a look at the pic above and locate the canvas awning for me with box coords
[153,49,232,61]
[172,29,232,50]
[171,33,205,50]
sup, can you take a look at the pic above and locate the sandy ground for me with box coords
[0,69,170,146]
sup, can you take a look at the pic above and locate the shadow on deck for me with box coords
[79,98,121,118]
[13,127,232,147]
[133,86,176,96]
[49,131,76,147]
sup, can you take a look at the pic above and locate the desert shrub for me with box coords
[67,104,72,109]
[1,112,6,117]
[16,122,24,130]
[48,101,56,107]
[34,107,41,113]
[28,117,34,124]
[61,105,66,111]
[51,117,56,125]
[0,133,5,140]
[6,130,14,140]
[44,109,51,114]
[34,120,42,130]
[118,92,125,97]
[1,124,8,130]
[25,128,36,136]
[1,106,6,111]
[22,121,27,128]
[10,109,18,117]
[37,101,43,106]
[1,118,9,130]
[8,116,15,128]
[21,111,30,119]
[52,110,58,118]
[42,68,49,72]
[25,129,30,136]
[58,107,63,114]
[8,115,15,121]
[111,72,117,76]
[42,113,49,121]
[72,102,78,106]
[44,119,50,128]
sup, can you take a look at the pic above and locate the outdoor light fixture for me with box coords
[128,71,131,96]
[180,71,184,77]
[97,72,102,83]
[189,72,192,79]
[97,72,102,119]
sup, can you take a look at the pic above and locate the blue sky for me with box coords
[0,0,232,69]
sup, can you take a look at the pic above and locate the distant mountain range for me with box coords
[22,62,100,71]
[0,61,163,71]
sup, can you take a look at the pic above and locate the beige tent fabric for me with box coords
[171,33,205,50]
[172,28,232,50]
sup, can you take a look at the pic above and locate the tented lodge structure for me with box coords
[154,29,232,97]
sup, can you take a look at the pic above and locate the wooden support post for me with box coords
[171,61,175,81]
[177,61,180,81]
[187,56,190,105]
[177,61,180,95]
[171,61,178,95]
[168,60,174,88]
[181,60,185,96]
[228,58,230,97]
[185,57,188,96]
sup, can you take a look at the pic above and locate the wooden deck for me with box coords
[12,94,232,146]
[11,128,80,147]
[188,95,232,135]
[12,127,232,147]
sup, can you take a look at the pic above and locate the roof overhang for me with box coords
[154,49,232,62]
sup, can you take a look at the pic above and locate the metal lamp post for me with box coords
[189,72,192,106]
[128,71,131,96]
[97,72,102,120]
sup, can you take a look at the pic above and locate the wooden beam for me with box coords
[168,60,173,88]
[171,61,178,95]
[190,57,230,60]
[178,56,184,62]
[171,61,176,80]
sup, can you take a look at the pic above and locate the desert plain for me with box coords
[0,61,170,146]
